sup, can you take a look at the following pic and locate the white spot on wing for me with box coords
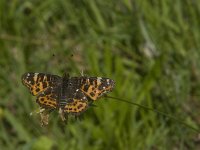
[43,75,47,81]
[97,77,102,85]
[33,73,39,81]
[107,79,110,84]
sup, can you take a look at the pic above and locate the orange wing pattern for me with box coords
[22,73,61,109]
[22,73,61,96]
[80,77,115,101]
[62,89,89,115]
[36,87,58,109]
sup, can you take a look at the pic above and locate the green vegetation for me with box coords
[1,0,200,149]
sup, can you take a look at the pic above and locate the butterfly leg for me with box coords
[29,107,50,126]
[59,108,68,121]
[40,109,50,126]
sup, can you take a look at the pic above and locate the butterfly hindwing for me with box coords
[63,89,89,115]
[80,77,115,101]
[22,72,61,96]
[36,86,59,109]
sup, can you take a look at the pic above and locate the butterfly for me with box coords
[21,72,115,124]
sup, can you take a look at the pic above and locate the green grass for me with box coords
[1,0,200,149]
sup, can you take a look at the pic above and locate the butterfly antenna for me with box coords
[105,95,200,133]
[63,72,70,79]
[30,108,45,116]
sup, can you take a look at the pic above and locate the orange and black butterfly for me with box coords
[21,72,115,123]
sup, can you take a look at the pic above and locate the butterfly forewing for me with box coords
[80,77,115,101]
[22,73,61,96]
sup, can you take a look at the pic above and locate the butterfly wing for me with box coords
[63,89,89,115]
[36,86,59,109]
[22,72,62,110]
[80,77,115,101]
[22,72,61,96]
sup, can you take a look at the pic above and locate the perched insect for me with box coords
[21,72,115,124]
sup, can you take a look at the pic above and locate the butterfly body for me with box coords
[22,72,115,121]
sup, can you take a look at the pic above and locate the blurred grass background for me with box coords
[0,0,200,149]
